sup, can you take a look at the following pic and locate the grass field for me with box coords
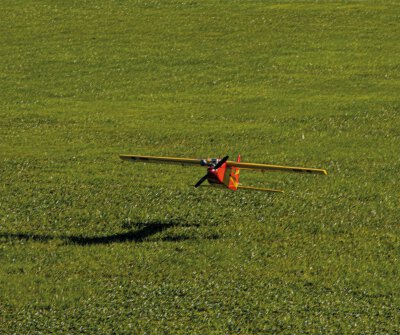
[1,0,399,333]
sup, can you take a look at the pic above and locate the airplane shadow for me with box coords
[0,221,203,246]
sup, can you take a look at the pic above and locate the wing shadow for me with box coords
[68,222,178,245]
[0,221,202,246]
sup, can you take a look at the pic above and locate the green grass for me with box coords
[1,0,399,333]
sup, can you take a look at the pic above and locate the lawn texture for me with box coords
[0,0,399,333]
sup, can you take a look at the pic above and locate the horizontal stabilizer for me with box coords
[237,185,284,193]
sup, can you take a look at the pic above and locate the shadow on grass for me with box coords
[0,221,206,245]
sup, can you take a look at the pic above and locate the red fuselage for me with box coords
[207,164,227,185]
[205,155,241,190]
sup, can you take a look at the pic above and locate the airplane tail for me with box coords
[226,155,284,193]
[226,154,241,191]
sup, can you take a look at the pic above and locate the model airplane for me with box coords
[119,154,327,193]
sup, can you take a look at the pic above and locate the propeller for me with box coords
[194,155,229,188]
[194,174,209,188]
[213,155,229,169]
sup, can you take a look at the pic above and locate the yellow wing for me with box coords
[119,154,206,167]
[119,155,328,175]
[226,160,328,175]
